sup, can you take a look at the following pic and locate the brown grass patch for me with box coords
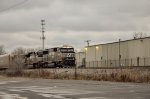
[3,68,150,83]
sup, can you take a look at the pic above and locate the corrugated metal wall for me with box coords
[85,37,150,68]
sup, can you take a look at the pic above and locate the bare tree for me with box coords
[0,45,6,55]
[11,47,26,55]
[133,32,139,39]
[26,48,37,53]
[133,32,147,39]
[7,47,26,75]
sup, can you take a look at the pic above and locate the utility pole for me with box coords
[85,40,91,47]
[41,20,46,50]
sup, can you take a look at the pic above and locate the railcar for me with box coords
[0,54,25,70]
[0,54,12,69]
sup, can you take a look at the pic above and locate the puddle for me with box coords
[0,81,20,85]
[80,97,111,99]
[8,86,99,98]
[0,92,28,99]
[39,93,68,99]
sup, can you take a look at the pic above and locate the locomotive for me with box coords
[25,46,76,68]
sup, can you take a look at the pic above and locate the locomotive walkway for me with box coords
[0,77,150,99]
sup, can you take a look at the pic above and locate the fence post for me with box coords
[74,66,77,80]
[109,60,112,67]
[137,57,139,66]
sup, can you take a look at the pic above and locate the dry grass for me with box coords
[3,67,150,83]
[75,69,150,83]
[23,69,75,80]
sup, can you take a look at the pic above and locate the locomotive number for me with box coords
[67,53,72,57]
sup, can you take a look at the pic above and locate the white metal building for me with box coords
[75,52,85,67]
[84,37,150,68]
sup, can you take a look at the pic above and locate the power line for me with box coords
[0,0,28,13]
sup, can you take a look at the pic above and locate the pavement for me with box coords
[0,77,150,99]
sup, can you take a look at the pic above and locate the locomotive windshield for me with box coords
[37,51,43,57]
[60,48,74,53]
[43,50,48,54]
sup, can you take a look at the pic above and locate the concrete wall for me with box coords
[85,37,150,67]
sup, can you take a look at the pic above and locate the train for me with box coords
[0,54,11,69]
[0,45,76,69]
[0,54,25,69]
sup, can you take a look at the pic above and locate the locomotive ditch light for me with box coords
[54,48,57,52]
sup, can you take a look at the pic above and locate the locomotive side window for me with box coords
[25,54,30,58]
[54,48,57,52]
[60,48,67,52]
[37,52,43,57]
[43,50,48,54]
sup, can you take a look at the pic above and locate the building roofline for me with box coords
[85,36,150,47]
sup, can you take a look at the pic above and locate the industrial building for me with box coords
[75,52,85,67]
[76,37,150,68]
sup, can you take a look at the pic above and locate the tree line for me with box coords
[0,45,39,55]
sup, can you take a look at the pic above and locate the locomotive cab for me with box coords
[60,48,75,67]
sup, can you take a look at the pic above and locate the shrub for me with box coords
[5,57,24,77]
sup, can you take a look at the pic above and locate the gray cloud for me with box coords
[0,0,150,51]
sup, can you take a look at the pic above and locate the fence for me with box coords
[76,57,150,68]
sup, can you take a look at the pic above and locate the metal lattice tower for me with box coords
[41,20,46,49]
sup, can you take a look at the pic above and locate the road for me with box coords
[0,77,150,99]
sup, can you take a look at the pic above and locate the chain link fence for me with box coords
[76,57,150,68]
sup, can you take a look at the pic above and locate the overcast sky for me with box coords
[0,0,150,52]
